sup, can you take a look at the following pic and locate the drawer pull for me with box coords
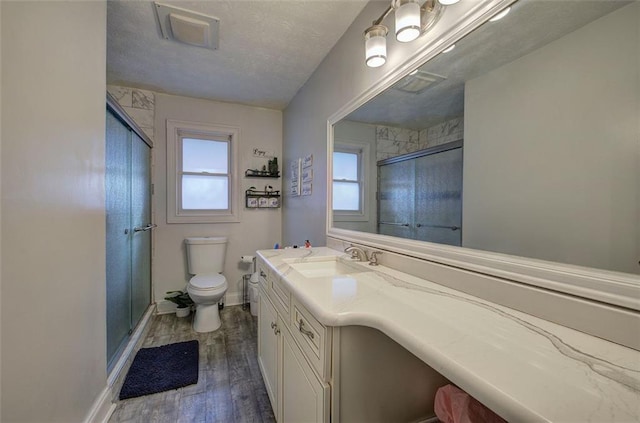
[298,319,315,340]
[271,321,280,335]
[260,270,267,278]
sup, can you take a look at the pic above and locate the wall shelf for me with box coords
[245,169,280,178]
[246,189,281,208]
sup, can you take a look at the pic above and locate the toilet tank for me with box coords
[185,237,228,275]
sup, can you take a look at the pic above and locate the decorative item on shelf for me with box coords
[165,290,194,317]
[268,157,279,175]
[245,188,281,208]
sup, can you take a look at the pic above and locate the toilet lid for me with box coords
[189,273,226,289]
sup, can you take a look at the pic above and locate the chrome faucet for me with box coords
[344,245,368,262]
[369,251,383,266]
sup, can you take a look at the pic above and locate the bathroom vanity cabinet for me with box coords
[256,254,448,423]
[256,247,640,423]
[257,259,330,423]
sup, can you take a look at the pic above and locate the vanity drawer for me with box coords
[257,258,269,291]
[291,297,331,381]
[271,275,291,319]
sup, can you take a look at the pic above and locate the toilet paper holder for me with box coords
[240,255,256,310]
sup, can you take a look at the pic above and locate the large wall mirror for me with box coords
[329,0,639,299]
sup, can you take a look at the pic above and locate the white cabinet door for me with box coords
[281,328,330,423]
[258,291,279,416]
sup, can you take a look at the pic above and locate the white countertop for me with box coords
[257,247,640,422]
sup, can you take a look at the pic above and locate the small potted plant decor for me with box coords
[165,290,194,318]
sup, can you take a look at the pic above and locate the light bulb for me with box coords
[395,1,421,43]
[442,44,455,53]
[365,25,388,68]
[489,7,510,22]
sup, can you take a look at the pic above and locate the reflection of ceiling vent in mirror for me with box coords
[392,70,447,94]
[155,2,219,50]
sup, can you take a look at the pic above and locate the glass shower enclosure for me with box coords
[105,100,152,373]
[378,141,463,246]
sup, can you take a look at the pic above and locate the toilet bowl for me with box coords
[187,273,228,332]
[185,236,229,333]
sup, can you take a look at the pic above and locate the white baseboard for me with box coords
[156,293,245,315]
[84,304,155,423]
[224,291,244,306]
[156,299,178,314]
[83,386,117,423]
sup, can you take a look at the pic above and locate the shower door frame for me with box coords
[106,93,154,373]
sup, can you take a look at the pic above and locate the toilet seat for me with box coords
[188,273,227,291]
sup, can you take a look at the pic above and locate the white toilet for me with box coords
[185,236,229,332]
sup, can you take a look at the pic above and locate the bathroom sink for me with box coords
[284,256,369,278]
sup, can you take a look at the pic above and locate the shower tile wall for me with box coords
[107,85,156,141]
[419,117,464,148]
[376,117,463,162]
[376,126,421,161]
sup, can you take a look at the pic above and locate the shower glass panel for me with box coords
[414,147,462,246]
[106,106,152,373]
[377,141,462,244]
[130,132,151,326]
[378,159,414,238]
[106,111,132,368]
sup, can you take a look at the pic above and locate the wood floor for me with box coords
[109,306,276,423]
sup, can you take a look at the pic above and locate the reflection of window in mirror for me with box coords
[333,149,361,211]
[331,135,376,230]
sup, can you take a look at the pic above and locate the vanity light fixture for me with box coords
[489,6,511,22]
[364,0,451,68]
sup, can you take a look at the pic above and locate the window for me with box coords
[181,137,229,210]
[167,120,239,223]
[332,143,368,221]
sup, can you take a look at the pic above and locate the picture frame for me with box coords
[302,154,313,168]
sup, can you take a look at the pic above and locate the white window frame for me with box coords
[167,119,240,223]
[333,141,369,222]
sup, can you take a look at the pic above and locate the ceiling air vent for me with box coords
[154,2,219,50]
[392,70,447,95]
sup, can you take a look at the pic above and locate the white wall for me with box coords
[463,3,639,274]
[154,94,282,309]
[1,2,107,421]
[282,0,488,246]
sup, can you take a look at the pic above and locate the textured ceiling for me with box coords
[107,1,368,110]
[346,0,630,130]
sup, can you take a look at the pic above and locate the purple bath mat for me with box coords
[119,340,199,400]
